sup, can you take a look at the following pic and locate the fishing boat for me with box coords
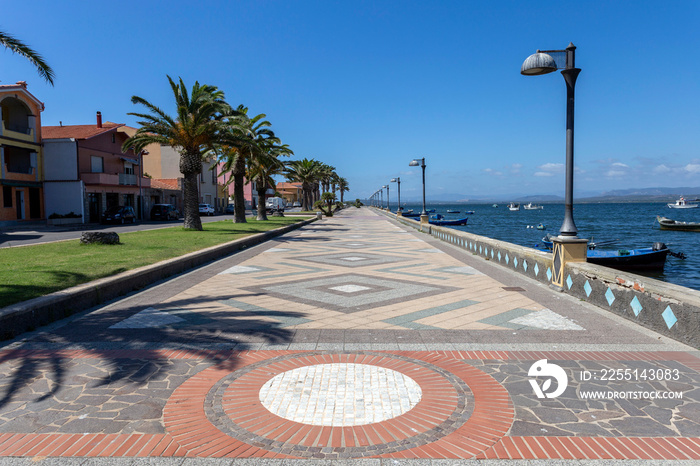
[657,216,700,231]
[464,210,475,215]
[538,235,670,271]
[426,208,436,213]
[428,214,468,226]
[524,203,544,210]
[667,196,698,209]
[446,210,460,213]
[508,202,520,211]
[401,212,422,218]
[492,204,498,208]
[536,223,546,230]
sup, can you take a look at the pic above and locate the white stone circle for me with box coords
[259,363,422,426]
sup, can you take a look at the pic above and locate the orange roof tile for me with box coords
[151,178,180,190]
[277,182,302,189]
[42,123,123,140]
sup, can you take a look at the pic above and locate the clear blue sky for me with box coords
[2,1,698,201]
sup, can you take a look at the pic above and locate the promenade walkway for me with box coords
[1,207,699,464]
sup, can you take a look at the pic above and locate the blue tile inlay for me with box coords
[498,251,502,261]
[630,296,643,316]
[605,287,615,306]
[523,260,528,272]
[566,275,573,290]
[662,306,677,329]
[584,280,592,297]
[505,253,509,265]
[534,263,539,276]
[491,249,494,259]
[513,257,518,268]
[546,267,552,281]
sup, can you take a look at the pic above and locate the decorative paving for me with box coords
[241,273,459,313]
[1,207,700,460]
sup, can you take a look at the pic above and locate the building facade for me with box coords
[0,82,45,227]
[42,112,150,223]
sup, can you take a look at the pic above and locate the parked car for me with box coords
[293,201,301,207]
[224,204,235,214]
[101,206,136,224]
[199,203,215,216]
[265,197,286,213]
[150,204,179,220]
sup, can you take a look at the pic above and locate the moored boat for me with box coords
[446,210,460,213]
[667,196,698,209]
[429,215,468,226]
[507,202,520,211]
[524,203,544,210]
[657,216,700,231]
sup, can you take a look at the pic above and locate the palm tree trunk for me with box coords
[182,172,203,230]
[232,156,247,223]
[256,178,268,221]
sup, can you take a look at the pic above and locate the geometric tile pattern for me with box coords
[606,287,616,306]
[242,273,459,313]
[584,279,592,297]
[292,252,408,268]
[662,305,677,329]
[630,296,643,316]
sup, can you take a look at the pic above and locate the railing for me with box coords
[1,121,35,142]
[119,173,137,185]
[80,173,119,185]
[4,164,33,175]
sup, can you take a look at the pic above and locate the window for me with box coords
[91,156,104,173]
[124,162,134,175]
[3,186,12,207]
[211,166,216,184]
[200,171,205,183]
[111,134,116,143]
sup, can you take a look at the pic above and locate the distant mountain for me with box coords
[581,187,700,203]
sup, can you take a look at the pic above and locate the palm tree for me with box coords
[123,76,236,230]
[337,177,350,203]
[248,142,293,220]
[0,31,55,85]
[285,158,323,211]
[216,105,263,223]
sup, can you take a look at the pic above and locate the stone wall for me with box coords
[380,209,700,349]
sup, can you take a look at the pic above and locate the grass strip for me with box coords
[0,217,308,308]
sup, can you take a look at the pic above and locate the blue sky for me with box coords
[2,1,698,201]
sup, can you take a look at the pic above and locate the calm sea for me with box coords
[395,202,700,291]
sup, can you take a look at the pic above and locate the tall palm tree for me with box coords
[123,76,236,230]
[0,31,55,85]
[248,142,293,220]
[337,176,350,203]
[216,105,263,223]
[285,158,323,211]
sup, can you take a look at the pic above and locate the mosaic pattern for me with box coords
[243,273,458,313]
[293,251,408,268]
[259,363,422,426]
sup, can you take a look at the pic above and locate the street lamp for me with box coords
[384,185,389,211]
[379,188,384,209]
[521,42,579,237]
[409,158,427,217]
[391,177,400,212]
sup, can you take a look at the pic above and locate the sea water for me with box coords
[395,202,700,291]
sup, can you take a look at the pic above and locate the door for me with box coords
[29,188,41,219]
[89,193,101,223]
[15,189,25,220]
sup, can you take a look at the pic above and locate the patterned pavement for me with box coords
[1,207,699,462]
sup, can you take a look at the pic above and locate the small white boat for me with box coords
[507,202,520,211]
[523,203,543,210]
[668,196,698,209]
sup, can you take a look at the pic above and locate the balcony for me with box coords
[1,121,35,143]
[79,172,151,188]
[80,172,119,185]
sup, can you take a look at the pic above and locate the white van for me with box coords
[265,197,285,213]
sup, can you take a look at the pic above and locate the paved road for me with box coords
[0,207,699,463]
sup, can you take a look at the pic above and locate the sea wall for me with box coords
[381,209,700,349]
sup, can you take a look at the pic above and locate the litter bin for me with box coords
[316,212,323,220]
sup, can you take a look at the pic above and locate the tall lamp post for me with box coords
[521,42,579,237]
[384,185,389,211]
[409,158,427,223]
[391,177,400,213]
[521,43,587,289]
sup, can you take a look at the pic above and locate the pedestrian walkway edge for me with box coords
[0,217,317,340]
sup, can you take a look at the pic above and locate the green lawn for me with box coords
[0,217,309,308]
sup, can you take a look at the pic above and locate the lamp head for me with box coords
[390,178,397,182]
[409,159,420,166]
[521,52,558,76]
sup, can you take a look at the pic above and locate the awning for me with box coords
[120,157,140,165]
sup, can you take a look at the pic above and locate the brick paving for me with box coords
[1,207,700,463]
